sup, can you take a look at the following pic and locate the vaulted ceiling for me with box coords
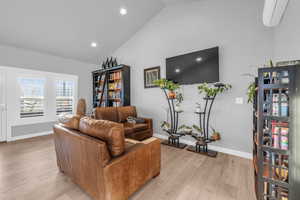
[0,0,198,64]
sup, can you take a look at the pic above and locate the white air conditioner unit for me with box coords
[263,0,289,27]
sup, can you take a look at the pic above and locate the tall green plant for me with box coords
[153,78,180,92]
[197,83,232,97]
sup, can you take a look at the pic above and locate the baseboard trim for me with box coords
[7,131,53,142]
[153,133,253,160]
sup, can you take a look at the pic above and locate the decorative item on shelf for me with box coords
[144,66,161,88]
[101,57,119,69]
[276,59,300,67]
[187,82,232,157]
[154,78,186,149]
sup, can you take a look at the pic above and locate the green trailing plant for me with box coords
[192,125,203,135]
[153,78,180,92]
[160,121,170,130]
[247,82,256,103]
[197,83,232,97]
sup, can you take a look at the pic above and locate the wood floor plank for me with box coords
[0,135,256,200]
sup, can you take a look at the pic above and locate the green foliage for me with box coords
[153,78,180,91]
[247,82,256,103]
[178,124,192,130]
[197,83,232,97]
[192,125,203,134]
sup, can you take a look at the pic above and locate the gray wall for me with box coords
[0,44,97,137]
[274,0,300,61]
[113,0,273,154]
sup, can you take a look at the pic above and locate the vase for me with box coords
[168,91,176,99]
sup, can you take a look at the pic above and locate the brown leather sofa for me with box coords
[54,116,161,200]
[94,106,153,141]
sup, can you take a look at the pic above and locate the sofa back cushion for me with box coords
[94,107,118,122]
[79,117,125,157]
[58,114,81,130]
[117,106,137,122]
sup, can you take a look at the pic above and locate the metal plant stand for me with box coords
[187,83,225,157]
[161,88,187,149]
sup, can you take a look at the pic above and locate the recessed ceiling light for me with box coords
[175,68,181,73]
[120,8,127,15]
[91,42,97,47]
[196,57,203,62]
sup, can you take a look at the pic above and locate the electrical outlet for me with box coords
[235,97,244,104]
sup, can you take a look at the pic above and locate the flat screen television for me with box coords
[166,47,219,85]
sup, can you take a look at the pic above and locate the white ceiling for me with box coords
[0,0,166,64]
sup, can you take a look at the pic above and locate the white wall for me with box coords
[0,44,97,112]
[274,0,300,61]
[113,0,274,154]
[0,44,97,140]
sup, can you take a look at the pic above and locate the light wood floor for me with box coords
[0,135,256,200]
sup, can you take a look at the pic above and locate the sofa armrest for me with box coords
[103,137,161,200]
[140,117,153,129]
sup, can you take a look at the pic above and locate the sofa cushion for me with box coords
[79,117,125,157]
[117,106,137,122]
[94,107,118,122]
[58,114,81,130]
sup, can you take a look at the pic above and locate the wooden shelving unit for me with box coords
[92,65,130,107]
[255,66,300,200]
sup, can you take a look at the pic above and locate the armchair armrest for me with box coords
[140,117,153,129]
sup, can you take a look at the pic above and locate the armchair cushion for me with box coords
[94,107,118,122]
[117,106,137,122]
[79,117,125,157]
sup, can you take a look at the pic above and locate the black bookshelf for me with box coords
[92,65,130,108]
[256,66,300,200]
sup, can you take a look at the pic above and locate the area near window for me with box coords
[18,77,46,118]
[56,80,75,115]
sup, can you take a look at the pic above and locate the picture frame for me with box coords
[144,66,161,88]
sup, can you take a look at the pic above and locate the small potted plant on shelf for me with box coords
[210,126,221,141]
[197,82,232,97]
[153,79,180,99]
[160,121,171,132]
[247,82,256,103]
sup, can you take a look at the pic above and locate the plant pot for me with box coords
[211,132,221,141]
[168,91,176,99]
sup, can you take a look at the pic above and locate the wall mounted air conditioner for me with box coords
[263,0,289,27]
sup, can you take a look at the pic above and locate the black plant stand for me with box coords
[161,88,187,149]
[187,83,225,157]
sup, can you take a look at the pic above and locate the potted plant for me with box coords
[247,82,256,103]
[153,79,180,99]
[210,126,221,141]
[178,125,193,134]
[197,82,232,97]
[160,121,171,132]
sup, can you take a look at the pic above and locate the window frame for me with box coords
[18,76,47,119]
[55,78,77,116]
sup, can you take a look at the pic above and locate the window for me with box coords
[18,78,45,118]
[56,80,74,115]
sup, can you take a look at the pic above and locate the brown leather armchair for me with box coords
[94,106,153,141]
[54,116,161,200]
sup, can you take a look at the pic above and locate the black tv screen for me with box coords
[166,47,219,85]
